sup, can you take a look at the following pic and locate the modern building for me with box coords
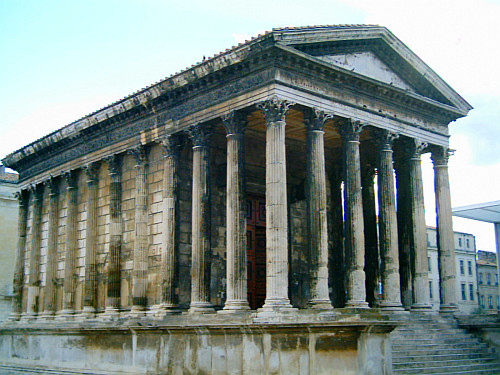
[0,25,471,374]
[477,250,499,313]
[0,165,18,321]
[427,227,477,313]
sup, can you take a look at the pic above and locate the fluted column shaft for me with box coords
[407,140,432,310]
[432,147,458,312]
[222,112,250,311]
[305,109,332,309]
[375,130,403,310]
[361,164,379,308]
[258,97,294,311]
[130,146,149,314]
[157,135,181,312]
[340,120,369,308]
[27,186,43,316]
[42,178,59,317]
[10,191,28,320]
[61,171,78,316]
[105,155,122,315]
[82,164,99,316]
[395,159,413,310]
[188,125,214,313]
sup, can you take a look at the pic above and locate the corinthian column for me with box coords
[374,130,404,311]
[340,120,369,309]
[10,190,28,320]
[152,135,182,316]
[103,155,122,318]
[187,124,214,313]
[257,96,294,312]
[221,111,250,312]
[395,157,412,310]
[431,146,458,313]
[361,163,379,308]
[40,177,59,319]
[58,170,78,319]
[407,139,432,310]
[81,163,99,318]
[129,146,149,316]
[26,185,43,318]
[305,108,332,309]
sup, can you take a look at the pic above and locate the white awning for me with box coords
[452,201,500,224]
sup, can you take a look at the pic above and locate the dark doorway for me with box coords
[246,195,266,310]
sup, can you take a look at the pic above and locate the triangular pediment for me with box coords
[317,51,417,93]
[273,26,472,115]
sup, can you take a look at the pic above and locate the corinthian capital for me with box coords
[104,154,121,176]
[160,134,184,158]
[62,170,78,189]
[84,162,99,183]
[257,95,294,124]
[221,111,247,135]
[187,124,212,148]
[339,119,365,142]
[404,138,428,160]
[431,146,454,166]
[128,145,148,167]
[44,176,59,196]
[372,129,399,152]
[304,108,333,132]
[14,190,28,206]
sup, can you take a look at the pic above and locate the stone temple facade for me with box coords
[0,25,471,374]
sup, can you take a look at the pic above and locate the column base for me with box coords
[188,302,215,314]
[439,304,458,314]
[148,304,181,318]
[410,303,434,313]
[99,306,121,320]
[258,298,295,312]
[221,300,251,312]
[37,311,56,320]
[55,309,75,321]
[380,301,405,312]
[8,312,21,321]
[345,300,370,309]
[307,299,333,310]
[76,307,97,320]
[128,305,148,318]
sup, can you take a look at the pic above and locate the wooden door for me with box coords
[246,195,266,310]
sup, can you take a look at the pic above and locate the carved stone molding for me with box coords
[257,96,294,125]
[405,138,428,160]
[14,190,29,206]
[62,170,78,188]
[128,145,148,167]
[104,154,121,176]
[304,108,333,132]
[44,176,59,196]
[221,111,247,135]
[84,163,99,183]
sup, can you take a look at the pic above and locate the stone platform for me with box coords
[0,310,397,375]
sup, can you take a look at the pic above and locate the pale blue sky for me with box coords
[1,0,499,250]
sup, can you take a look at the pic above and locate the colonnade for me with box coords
[10,98,458,320]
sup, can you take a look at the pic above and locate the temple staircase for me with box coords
[391,314,500,374]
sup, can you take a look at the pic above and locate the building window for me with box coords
[480,295,484,308]
[461,283,466,301]
[496,274,498,285]
[468,261,472,276]
[429,281,433,300]
[466,238,470,248]
[487,273,491,285]
[469,284,474,301]
[428,257,431,272]
[458,238,462,247]
[488,296,493,309]
[497,296,500,310]
[460,260,464,275]
[479,273,483,284]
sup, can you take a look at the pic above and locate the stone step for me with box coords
[0,364,121,375]
[392,362,500,374]
[393,346,495,357]
[393,352,498,363]
[392,337,483,346]
[392,341,489,351]
[393,357,500,369]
